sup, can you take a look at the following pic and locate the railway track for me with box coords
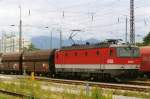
[35,77,150,92]
[125,80,150,86]
[0,89,34,98]
[136,78,150,81]
[0,74,150,93]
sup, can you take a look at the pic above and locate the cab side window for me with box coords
[85,52,88,56]
[75,52,78,56]
[56,54,59,59]
[96,51,100,56]
[109,49,113,57]
[65,53,68,56]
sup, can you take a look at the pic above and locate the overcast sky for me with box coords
[0,0,150,42]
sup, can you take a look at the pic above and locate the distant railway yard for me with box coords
[0,0,150,98]
[0,74,150,99]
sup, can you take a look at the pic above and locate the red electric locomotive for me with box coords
[140,46,150,77]
[55,40,141,81]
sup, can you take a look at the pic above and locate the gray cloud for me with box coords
[0,0,149,42]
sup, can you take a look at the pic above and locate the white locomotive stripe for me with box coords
[55,64,140,69]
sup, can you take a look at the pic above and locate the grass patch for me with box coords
[0,93,20,99]
[91,87,112,99]
[0,78,150,99]
[0,79,113,99]
[103,88,150,99]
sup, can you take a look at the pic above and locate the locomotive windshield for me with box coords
[117,47,140,57]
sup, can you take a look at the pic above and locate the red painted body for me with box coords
[55,47,141,66]
[140,46,150,72]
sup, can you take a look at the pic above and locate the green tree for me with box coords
[143,32,150,45]
[136,42,144,47]
[26,43,39,51]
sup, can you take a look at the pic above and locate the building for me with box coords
[0,34,31,53]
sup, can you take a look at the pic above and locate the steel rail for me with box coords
[35,77,150,92]
[125,81,150,86]
[0,89,34,98]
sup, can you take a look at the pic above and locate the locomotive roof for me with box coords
[60,43,137,50]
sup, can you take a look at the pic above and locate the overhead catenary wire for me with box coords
[1,0,150,43]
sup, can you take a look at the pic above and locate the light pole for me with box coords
[10,6,22,53]
[10,5,23,52]
[2,33,6,52]
[45,27,53,49]
[10,33,16,52]
[57,29,62,48]
[10,25,17,52]
[19,5,22,52]
[124,15,128,44]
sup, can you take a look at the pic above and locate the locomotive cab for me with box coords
[107,45,141,80]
